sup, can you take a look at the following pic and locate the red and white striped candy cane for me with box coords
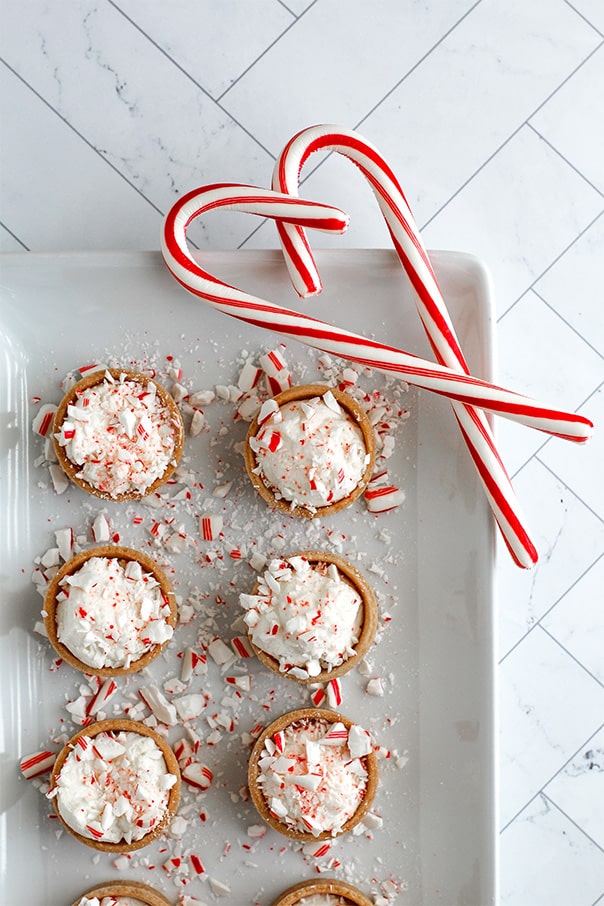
[161,180,592,568]
[271,125,584,567]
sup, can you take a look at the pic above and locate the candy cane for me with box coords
[272,126,548,567]
[161,181,592,566]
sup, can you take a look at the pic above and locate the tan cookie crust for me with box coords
[248,708,378,842]
[271,878,374,906]
[43,546,177,677]
[71,879,172,906]
[52,368,184,501]
[244,384,375,519]
[50,719,181,852]
[248,551,378,684]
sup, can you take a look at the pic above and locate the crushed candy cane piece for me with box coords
[19,749,57,780]
[139,685,178,726]
[32,404,57,437]
[326,677,342,708]
[91,513,111,543]
[182,761,213,791]
[365,485,406,513]
[199,515,223,542]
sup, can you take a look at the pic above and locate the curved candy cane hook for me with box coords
[271,125,577,568]
[161,177,592,569]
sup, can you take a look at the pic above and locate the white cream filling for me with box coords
[249,392,368,511]
[241,556,362,678]
[51,730,177,844]
[297,896,353,906]
[56,556,173,669]
[257,718,370,837]
[56,372,178,497]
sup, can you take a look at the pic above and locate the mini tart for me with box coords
[43,546,177,677]
[72,880,172,906]
[247,551,378,684]
[52,368,184,501]
[271,879,373,906]
[244,384,375,519]
[50,719,181,853]
[248,708,378,842]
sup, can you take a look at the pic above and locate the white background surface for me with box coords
[0,2,603,905]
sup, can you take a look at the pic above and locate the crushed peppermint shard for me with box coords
[19,749,57,780]
[364,482,406,513]
[255,716,372,837]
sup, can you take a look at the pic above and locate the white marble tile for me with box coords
[542,556,604,686]
[497,458,604,657]
[0,0,275,251]
[500,793,604,905]
[539,385,604,521]
[114,0,294,98]
[531,46,604,194]
[0,64,161,251]
[545,724,604,851]
[499,627,604,828]
[220,0,477,154]
[423,126,603,316]
[494,290,603,475]
[534,213,604,356]
[567,0,604,32]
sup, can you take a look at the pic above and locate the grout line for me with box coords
[528,123,604,199]
[106,0,277,161]
[500,720,604,832]
[0,58,167,218]
[540,624,604,689]
[0,220,29,251]
[564,0,604,38]
[420,38,604,231]
[537,456,604,524]
[218,0,319,101]
[496,209,604,325]
[592,895,604,906]
[276,0,299,18]
[498,553,604,665]
[533,288,604,360]
[543,793,604,856]
[506,378,603,481]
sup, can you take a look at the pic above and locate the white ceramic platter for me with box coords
[0,249,496,906]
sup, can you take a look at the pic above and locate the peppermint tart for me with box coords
[53,368,184,500]
[240,551,378,683]
[248,708,377,841]
[49,719,181,852]
[244,384,375,518]
[271,879,373,906]
[43,546,177,677]
[72,880,172,906]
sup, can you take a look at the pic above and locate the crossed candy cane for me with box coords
[161,139,592,569]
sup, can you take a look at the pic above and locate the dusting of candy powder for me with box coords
[55,556,173,669]
[240,556,362,678]
[249,391,368,511]
[257,717,371,837]
[51,730,177,844]
[56,372,179,497]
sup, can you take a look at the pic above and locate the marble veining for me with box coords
[1,1,603,903]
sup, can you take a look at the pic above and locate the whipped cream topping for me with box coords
[56,372,179,497]
[249,391,369,511]
[55,556,173,669]
[51,730,177,844]
[77,897,148,906]
[256,717,372,837]
[240,556,362,678]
